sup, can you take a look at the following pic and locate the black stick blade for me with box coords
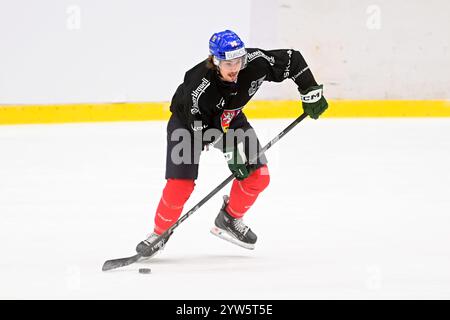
[102,254,142,271]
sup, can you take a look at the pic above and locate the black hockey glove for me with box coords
[299,84,328,119]
[223,145,249,180]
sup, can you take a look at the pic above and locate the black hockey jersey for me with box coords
[169,48,318,133]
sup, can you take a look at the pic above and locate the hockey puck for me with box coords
[139,268,151,274]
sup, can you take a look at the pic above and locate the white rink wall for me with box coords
[0,0,449,104]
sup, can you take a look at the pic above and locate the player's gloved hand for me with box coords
[223,145,249,180]
[299,84,328,119]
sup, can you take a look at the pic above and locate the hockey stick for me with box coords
[102,112,308,271]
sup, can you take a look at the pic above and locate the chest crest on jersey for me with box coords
[220,109,241,133]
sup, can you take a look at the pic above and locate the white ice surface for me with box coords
[0,118,449,299]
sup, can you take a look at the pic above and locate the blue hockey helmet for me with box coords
[209,30,247,69]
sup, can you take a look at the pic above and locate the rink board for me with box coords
[1,100,450,125]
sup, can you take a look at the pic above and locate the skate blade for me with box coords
[210,227,255,250]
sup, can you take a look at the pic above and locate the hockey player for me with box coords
[136,30,328,257]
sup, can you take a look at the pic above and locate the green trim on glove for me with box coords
[299,84,329,119]
[224,143,249,180]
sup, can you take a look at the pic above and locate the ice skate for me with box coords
[136,231,172,259]
[210,195,257,250]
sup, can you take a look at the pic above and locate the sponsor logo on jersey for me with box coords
[191,78,210,114]
[247,50,275,66]
[220,108,241,133]
[291,66,310,81]
[283,50,292,78]
[248,75,266,96]
[191,124,202,131]
[216,97,225,109]
[191,122,208,132]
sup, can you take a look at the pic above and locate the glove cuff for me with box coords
[299,84,324,103]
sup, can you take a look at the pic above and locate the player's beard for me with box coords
[227,72,238,82]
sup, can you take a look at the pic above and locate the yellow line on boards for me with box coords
[1,100,449,125]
